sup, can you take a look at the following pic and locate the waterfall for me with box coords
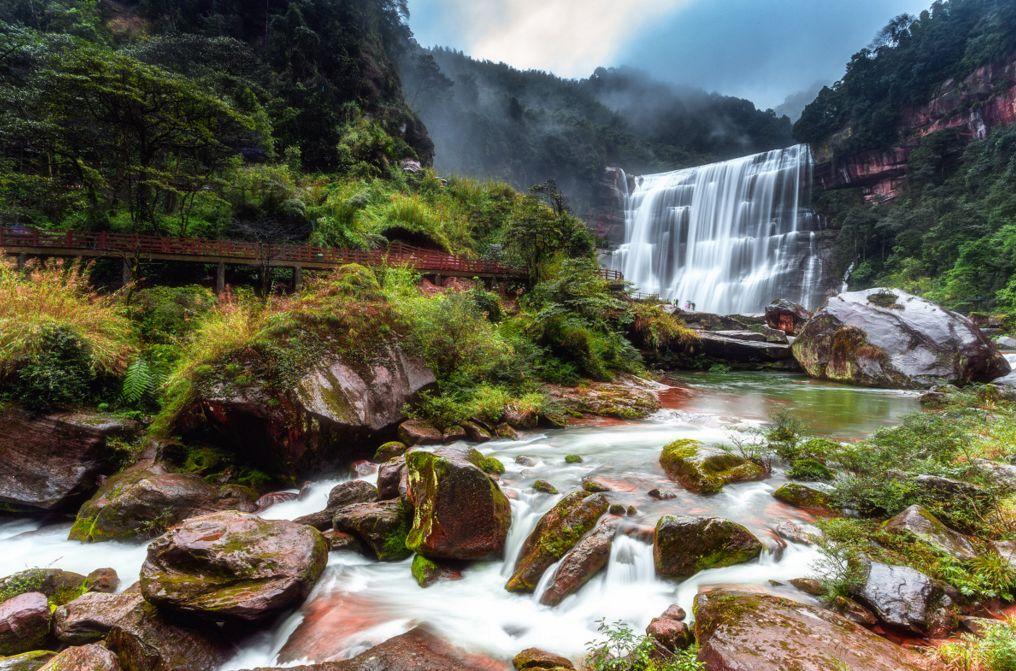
[608,144,823,315]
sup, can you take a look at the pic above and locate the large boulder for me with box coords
[332,500,413,561]
[105,601,232,671]
[0,569,90,607]
[243,626,507,671]
[694,589,927,671]
[53,586,144,645]
[694,332,797,369]
[544,376,660,420]
[883,505,977,561]
[38,644,120,671]
[0,593,50,655]
[771,483,834,513]
[0,407,135,512]
[512,648,574,670]
[765,299,811,336]
[0,650,56,670]
[376,457,408,500]
[175,342,435,479]
[69,465,256,543]
[659,440,766,494]
[791,288,1010,388]
[140,511,327,622]
[645,605,692,654]
[406,447,512,560]
[506,492,608,593]
[654,516,762,580]
[540,520,616,606]
[294,481,378,530]
[850,561,955,636]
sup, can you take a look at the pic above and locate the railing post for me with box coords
[121,258,132,286]
[293,265,302,292]
[216,262,226,295]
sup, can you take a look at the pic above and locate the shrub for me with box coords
[584,620,704,671]
[788,458,834,481]
[11,325,94,410]
[939,618,1016,671]
[126,285,216,345]
[627,302,697,351]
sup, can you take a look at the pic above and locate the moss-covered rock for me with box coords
[564,454,583,464]
[772,483,834,512]
[512,648,574,670]
[373,441,408,463]
[405,447,511,560]
[408,554,461,588]
[787,458,833,481]
[68,465,256,543]
[0,570,90,608]
[533,480,558,494]
[505,491,608,593]
[659,440,766,494]
[882,504,977,561]
[332,499,414,561]
[37,643,119,671]
[694,588,927,670]
[0,649,56,671]
[140,511,328,622]
[0,593,51,656]
[466,452,505,476]
[653,515,762,580]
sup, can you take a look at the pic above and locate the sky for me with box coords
[407,0,934,110]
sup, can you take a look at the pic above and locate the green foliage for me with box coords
[584,620,704,671]
[939,618,1016,671]
[11,325,93,410]
[787,458,834,481]
[127,286,216,345]
[503,192,595,282]
[627,302,698,351]
[120,357,154,406]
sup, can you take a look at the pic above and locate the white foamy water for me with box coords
[609,145,824,314]
[0,373,919,670]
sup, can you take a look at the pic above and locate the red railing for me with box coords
[597,268,624,282]
[0,226,521,277]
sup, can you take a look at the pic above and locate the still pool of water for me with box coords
[0,372,922,669]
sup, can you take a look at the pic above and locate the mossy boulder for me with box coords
[659,440,765,494]
[512,648,574,670]
[787,458,833,481]
[505,491,608,593]
[539,520,616,606]
[409,554,461,588]
[53,586,144,646]
[772,483,834,512]
[140,511,327,622]
[0,650,56,671]
[0,570,92,608]
[68,465,256,543]
[653,516,762,580]
[373,441,408,463]
[533,480,558,494]
[791,288,1010,389]
[0,593,50,656]
[37,644,119,671]
[332,499,414,561]
[397,419,444,446]
[694,588,927,670]
[405,447,512,560]
[882,505,977,561]
[105,600,232,671]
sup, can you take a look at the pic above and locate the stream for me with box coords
[0,371,921,668]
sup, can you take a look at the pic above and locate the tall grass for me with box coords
[0,256,134,377]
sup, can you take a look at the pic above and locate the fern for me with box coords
[121,357,153,405]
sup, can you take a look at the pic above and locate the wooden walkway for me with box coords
[0,226,523,289]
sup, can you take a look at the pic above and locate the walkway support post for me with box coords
[293,265,303,292]
[216,262,226,295]
[121,258,132,286]
[16,253,26,271]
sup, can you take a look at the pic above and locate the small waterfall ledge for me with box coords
[607,145,826,315]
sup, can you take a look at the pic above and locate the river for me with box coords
[0,371,921,669]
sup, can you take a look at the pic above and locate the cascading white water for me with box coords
[609,144,824,314]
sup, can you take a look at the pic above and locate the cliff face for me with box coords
[815,56,1016,201]
[587,167,631,247]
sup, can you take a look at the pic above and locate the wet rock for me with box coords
[373,441,408,463]
[515,456,537,467]
[254,491,298,513]
[53,585,144,645]
[695,332,797,368]
[38,644,120,671]
[140,511,327,622]
[410,555,461,588]
[175,343,435,479]
[996,335,1016,350]
[506,492,608,593]
[581,477,611,493]
[443,425,467,442]
[376,457,408,500]
[0,650,56,671]
[512,648,574,670]
[105,600,232,671]
[332,499,413,561]
[0,593,50,655]
[773,520,823,545]
[0,408,136,513]
[462,421,492,443]
[654,516,762,580]
[68,465,256,543]
[695,589,926,670]
[495,423,520,440]
[540,521,616,606]
[971,458,1016,491]
[771,483,834,512]
[406,447,512,560]
[543,376,660,420]
[85,569,119,594]
[850,561,955,636]
[659,439,765,494]
[647,487,679,500]
[961,616,1002,636]
[294,481,378,530]
[832,595,879,627]
[245,626,507,670]
[533,480,558,494]
[0,569,91,607]
[792,288,1010,388]
[789,578,824,596]
[564,455,583,464]
[765,299,812,336]
[993,540,1016,570]
[468,452,505,476]
[882,505,977,560]
[321,530,363,553]
[398,419,444,446]
[505,406,539,430]
[645,604,692,653]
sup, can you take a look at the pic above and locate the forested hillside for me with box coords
[796,0,1016,318]
[400,47,794,211]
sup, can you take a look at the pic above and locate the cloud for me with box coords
[426,0,687,78]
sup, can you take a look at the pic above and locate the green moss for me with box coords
[773,483,833,510]
[411,554,440,588]
[533,480,558,494]
[788,458,834,481]
[564,454,583,464]
[374,441,408,462]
